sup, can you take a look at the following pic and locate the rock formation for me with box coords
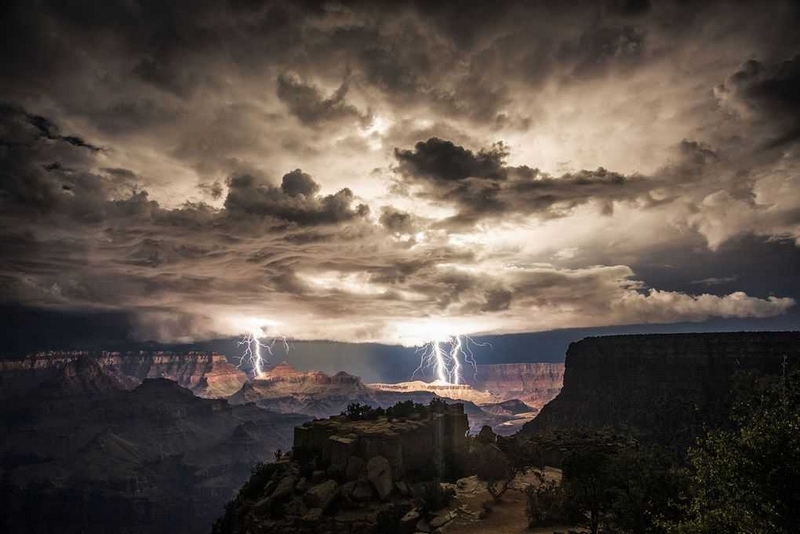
[293,403,469,482]
[229,362,375,418]
[0,357,309,534]
[232,362,548,434]
[0,350,248,398]
[523,332,800,449]
[213,400,468,534]
[368,380,498,405]
[469,363,565,410]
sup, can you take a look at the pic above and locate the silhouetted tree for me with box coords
[671,370,800,533]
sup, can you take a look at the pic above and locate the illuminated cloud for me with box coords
[1,1,799,345]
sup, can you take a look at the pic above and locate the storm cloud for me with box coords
[1,0,799,347]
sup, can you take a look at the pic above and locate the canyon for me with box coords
[0,356,307,534]
[0,350,249,398]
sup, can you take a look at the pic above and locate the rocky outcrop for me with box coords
[0,350,248,398]
[523,332,800,449]
[293,403,469,481]
[469,363,565,410]
[368,380,498,405]
[213,401,466,534]
[234,362,543,434]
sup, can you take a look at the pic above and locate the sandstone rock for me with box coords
[271,475,297,501]
[295,477,311,494]
[429,511,454,528]
[311,470,326,484]
[523,333,800,450]
[252,495,273,517]
[301,507,323,524]
[395,480,410,496]
[471,363,564,409]
[366,456,393,500]
[416,518,431,532]
[327,435,357,472]
[400,509,421,534]
[303,479,339,510]
[345,455,366,480]
[326,463,343,481]
[352,480,375,502]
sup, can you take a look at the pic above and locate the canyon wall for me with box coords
[0,357,308,534]
[523,332,800,448]
[470,363,564,409]
[0,350,248,398]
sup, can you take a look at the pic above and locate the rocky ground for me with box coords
[434,470,580,534]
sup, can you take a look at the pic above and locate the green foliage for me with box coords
[562,448,615,534]
[342,399,435,421]
[558,442,687,534]
[525,471,568,528]
[236,461,283,503]
[671,370,800,534]
[343,402,375,420]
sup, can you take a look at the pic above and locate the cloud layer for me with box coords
[1,0,799,345]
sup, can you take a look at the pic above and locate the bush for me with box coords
[236,461,283,503]
[525,471,567,528]
[343,402,375,420]
[670,370,800,534]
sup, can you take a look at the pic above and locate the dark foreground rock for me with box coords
[522,332,800,450]
[213,401,466,534]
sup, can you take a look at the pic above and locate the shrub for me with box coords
[525,471,567,528]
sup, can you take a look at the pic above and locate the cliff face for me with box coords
[0,350,248,398]
[470,363,564,409]
[229,362,375,418]
[523,332,800,448]
[0,358,309,534]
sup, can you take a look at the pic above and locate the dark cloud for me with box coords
[0,1,799,345]
[395,137,509,182]
[716,55,800,146]
[280,168,320,197]
[394,137,649,225]
[558,25,646,80]
[223,170,368,225]
[276,74,366,127]
[379,207,415,234]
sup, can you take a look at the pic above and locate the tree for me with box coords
[562,449,614,534]
[672,370,800,534]
[525,470,567,528]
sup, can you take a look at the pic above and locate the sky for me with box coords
[1,0,799,353]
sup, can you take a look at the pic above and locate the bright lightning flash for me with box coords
[237,326,290,378]
[413,335,490,385]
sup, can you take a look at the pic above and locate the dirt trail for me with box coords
[439,469,581,534]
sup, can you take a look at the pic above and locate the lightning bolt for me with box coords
[412,335,491,385]
[236,326,291,378]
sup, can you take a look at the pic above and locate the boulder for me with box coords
[311,470,326,484]
[301,507,323,524]
[352,480,375,502]
[271,475,297,501]
[295,477,311,494]
[400,509,421,534]
[303,480,339,510]
[252,495,273,517]
[366,456,393,500]
[395,480,410,496]
[430,511,454,529]
[345,455,366,480]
